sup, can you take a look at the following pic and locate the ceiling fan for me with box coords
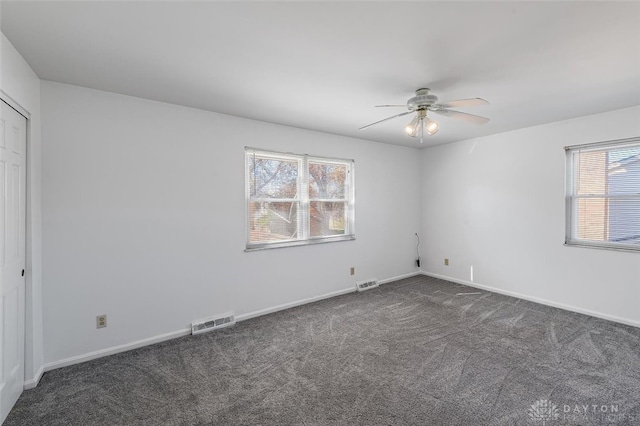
[360,88,490,143]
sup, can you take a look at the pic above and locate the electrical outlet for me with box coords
[444,258,449,266]
[96,314,107,329]
[350,267,355,276]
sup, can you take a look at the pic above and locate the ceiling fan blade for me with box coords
[437,98,489,108]
[374,104,407,108]
[432,109,490,125]
[359,110,414,130]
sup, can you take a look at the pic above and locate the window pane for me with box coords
[609,198,640,245]
[309,162,346,199]
[576,151,607,195]
[575,147,640,196]
[248,156,298,198]
[608,147,640,195]
[310,201,346,237]
[576,197,640,245]
[249,201,299,243]
[576,197,609,241]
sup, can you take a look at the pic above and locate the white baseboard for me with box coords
[23,365,45,390]
[42,328,192,373]
[378,271,421,285]
[34,270,421,385]
[419,271,640,329]
[235,271,421,322]
[235,286,356,322]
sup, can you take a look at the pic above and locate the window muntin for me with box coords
[246,148,355,250]
[565,137,640,251]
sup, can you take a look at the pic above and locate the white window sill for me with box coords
[245,235,355,252]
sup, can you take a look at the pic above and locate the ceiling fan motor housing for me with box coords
[407,88,439,111]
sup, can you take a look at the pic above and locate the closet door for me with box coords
[0,99,27,423]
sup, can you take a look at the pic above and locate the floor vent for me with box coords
[192,313,236,335]
[356,279,379,292]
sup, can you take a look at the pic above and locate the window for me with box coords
[565,137,640,252]
[245,148,355,250]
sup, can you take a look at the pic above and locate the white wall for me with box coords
[0,32,44,387]
[421,106,640,326]
[40,81,422,366]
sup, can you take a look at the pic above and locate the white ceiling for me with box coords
[1,1,639,148]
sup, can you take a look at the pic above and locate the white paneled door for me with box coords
[0,100,26,423]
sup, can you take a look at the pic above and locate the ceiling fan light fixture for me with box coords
[360,89,488,142]
[404,116,420,137]
[425,119,439,136]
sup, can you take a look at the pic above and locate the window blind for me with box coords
[566,137,640,251]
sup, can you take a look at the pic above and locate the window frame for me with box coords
[245,147,355,251]
[565,136,640,253]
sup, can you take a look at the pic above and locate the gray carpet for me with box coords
[6,276,640,425]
